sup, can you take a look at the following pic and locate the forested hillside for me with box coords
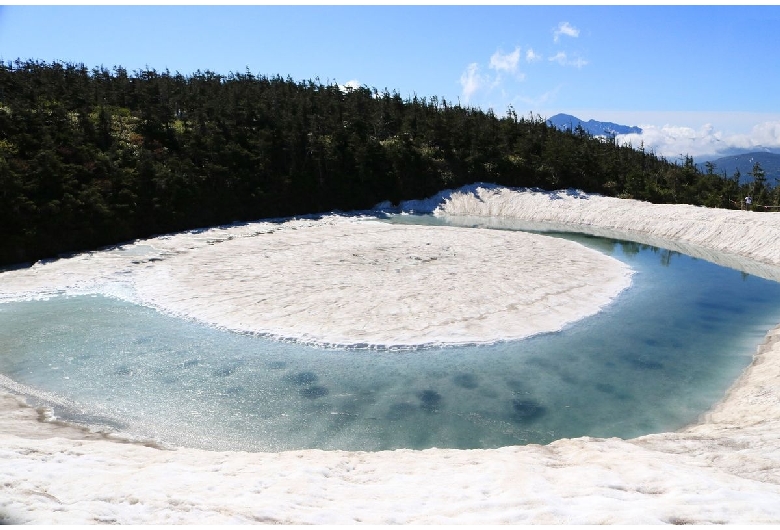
[1,60,776,267]
[702,152,780,185]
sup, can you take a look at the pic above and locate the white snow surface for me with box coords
[0,216,631,348]
[3,185,780,524]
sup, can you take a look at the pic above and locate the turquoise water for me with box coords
[1,218,780,452]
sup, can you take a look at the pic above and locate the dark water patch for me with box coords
[213,366,237,377]
[526,356,557,370]
[505,379,527,393]
[300,385,329,399]
[696,300,745,315]
[286,371,318,385]
[511,399,546,422]
[115,366,134,376]
[641,338,683,352]
[698,312,726,323]
[626,357,664,370]
[453,373,479,389]
[418,390,442,412]
[594,382,631,400]
[595,382,616,394]
[557,370,580,386]
[386,402,417,421]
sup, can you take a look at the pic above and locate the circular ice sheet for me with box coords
[132,219,633,347]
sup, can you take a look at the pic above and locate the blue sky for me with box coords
[1,4,779,159]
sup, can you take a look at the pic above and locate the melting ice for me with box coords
[2,216,780,452]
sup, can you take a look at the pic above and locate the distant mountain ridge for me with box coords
[547,114,779,183]
[700,152,780,185]
[547,113,642,137]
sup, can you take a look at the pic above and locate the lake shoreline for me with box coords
[3,185,780,524]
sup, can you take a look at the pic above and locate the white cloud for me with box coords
[459,33,590,108]
[489,47,521,73]
[548,52,588,69]
[749,121,780,147]
[526,48,542,63]
[615,120,780,159]
[460,63,487,104]
[553,22,579,43]
[549,52,568,66]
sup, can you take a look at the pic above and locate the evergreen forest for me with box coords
[1,60,778,268]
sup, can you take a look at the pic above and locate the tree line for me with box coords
[1,59,776,267]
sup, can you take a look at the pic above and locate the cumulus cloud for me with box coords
[526,48,542,63]
[615,121,780,159]
[617,125,722,159]
[553,22,579,42]
[489,47,521,73]
[458,30,587,108]
[749,121,780,147]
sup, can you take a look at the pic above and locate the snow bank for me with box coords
[429,184,780,280]
[3,186,780,524]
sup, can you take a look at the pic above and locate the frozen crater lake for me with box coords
[2,212,780,452]
[5,186,780,525]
